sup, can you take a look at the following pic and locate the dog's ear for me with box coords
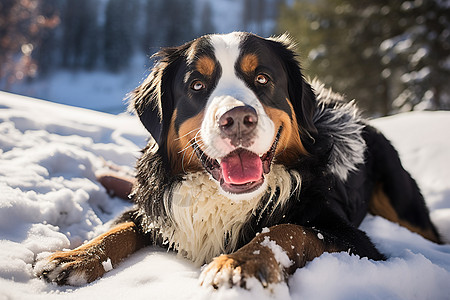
[269,35,317,135]
[128,47,184,145]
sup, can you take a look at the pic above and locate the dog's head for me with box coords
[131,32,316,198]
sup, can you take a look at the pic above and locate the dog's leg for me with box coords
[200,223,382,289]
[365,125,442,244]
[97,173,136,200]
[35,221,146,286]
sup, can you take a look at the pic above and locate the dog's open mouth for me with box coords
[193,127,282,194]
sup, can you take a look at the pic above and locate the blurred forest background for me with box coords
[0,0,449,115]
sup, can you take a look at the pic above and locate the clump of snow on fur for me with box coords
[66,271,89,286]
[102,258,113,272]
[260,236,293,269]
[261,227,270,234]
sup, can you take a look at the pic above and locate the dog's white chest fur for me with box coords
[159,165,299,266]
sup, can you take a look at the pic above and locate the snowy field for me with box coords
[1,91,450,300]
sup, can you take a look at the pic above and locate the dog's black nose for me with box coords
[218,106,258,147]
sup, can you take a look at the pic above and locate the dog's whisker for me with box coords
[179,140,204,157]
[186,150,198,165]
[180,132,207,169]
[175,127,201,141]
[178,133,201,154]
[180,141,200,170]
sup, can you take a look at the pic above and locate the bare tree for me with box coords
[0,0,59,88]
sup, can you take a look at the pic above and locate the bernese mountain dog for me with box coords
[36,32,442,288]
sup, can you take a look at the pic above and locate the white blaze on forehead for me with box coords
[209,33,242,86]
[201,33,275,159]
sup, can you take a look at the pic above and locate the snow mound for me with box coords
[1,92,450,299]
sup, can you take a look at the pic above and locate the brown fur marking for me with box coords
[167,109,204,174]
[369,184,440,243]
[196,56,215,77]
[264,103,308,166]
[240,53,259,74]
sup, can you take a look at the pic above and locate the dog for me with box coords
[36,32,442,288]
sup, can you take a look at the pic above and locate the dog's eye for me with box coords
[191,80,206,91]
[255,74,269,85]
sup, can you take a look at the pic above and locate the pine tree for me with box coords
[380,0,450,112]
[0,0,60,86]
[104,0,139,72]
[161,0,195,46]
[200,2,215,35]
[243,0,267,34]
[142,0,160,53]
[61,0,99,70]
[278,0,450,115]
[29,0,61,76]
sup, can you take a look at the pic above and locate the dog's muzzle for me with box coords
[192,124,282,194]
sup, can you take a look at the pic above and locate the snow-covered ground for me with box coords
[1,91,450,300]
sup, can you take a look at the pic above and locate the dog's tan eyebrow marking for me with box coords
[240,53,259,74]
[196,56,215,77]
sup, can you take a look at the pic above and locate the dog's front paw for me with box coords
[199,251,283,289]
[35,249,109,286]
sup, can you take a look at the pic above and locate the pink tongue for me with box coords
[220,149,263,184]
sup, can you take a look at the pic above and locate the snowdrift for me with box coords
[1,91,450,300]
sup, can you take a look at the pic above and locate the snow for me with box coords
[260,236,293,269]
[102,258,113,273]
[1,91,450,299]
[261,227,270,234]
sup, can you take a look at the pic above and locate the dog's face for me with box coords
[132,32,316,198]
